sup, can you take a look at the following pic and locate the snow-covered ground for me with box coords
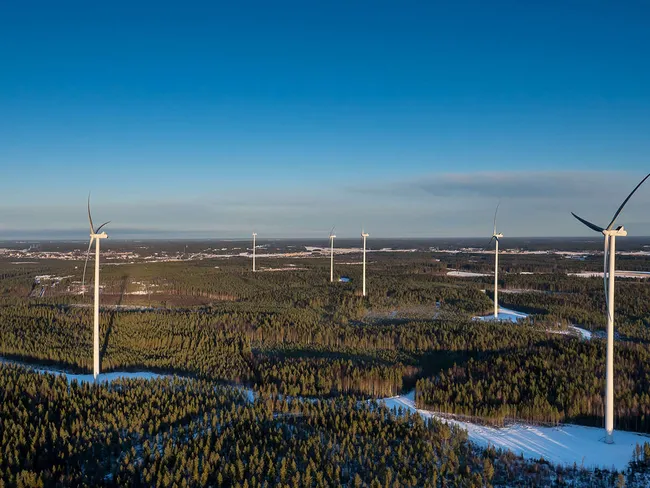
[57,370,162,383]
[0,357,164,384]
[258,267,308,272]
[569,271,650,279]
[474,306,529,323]
[1,357,258,406]
[473,305,594,340]
[547,325,593,341]
[572,326,593,340]
[447,270,491,277]
[381,391,648,470]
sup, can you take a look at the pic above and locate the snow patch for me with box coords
[547,326,593,341]
[0,357,165,384]
[569,271,650,279]
[447,270,491,277]
[474,307,529,323]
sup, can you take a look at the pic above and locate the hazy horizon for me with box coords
[1,232,647,243]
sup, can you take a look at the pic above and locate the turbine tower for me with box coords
[361,228,369,296]
[329,226,336,283]
[572,173,650,444]
[252,232,257,272]
[488,203,503,318]
[82,195,110,380]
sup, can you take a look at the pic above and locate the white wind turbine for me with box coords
[82,195,110,380]
[252,232,257,272]
[488,202,503,318]
[572,173,650,444]
[361,228,369,296]
[329,226,336,283]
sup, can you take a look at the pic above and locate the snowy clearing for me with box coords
[381,391,648,470]
[1,357,259,405]
[447,270,491,277]
[0,357,164,384]
[571,326,593,340]
[569,271,650,279]
[258,267,308,272]
[474,307,529,323]
[547,326,593,341]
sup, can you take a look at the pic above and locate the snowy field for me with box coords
[381,391,649,470]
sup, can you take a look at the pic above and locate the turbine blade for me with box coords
[487,236,496,248]
[606,173,650,230]
[82,238,94,295]
[95,221,110,233]
[571,213,604,233]
[87,193,95,234]
[493,201,501,235]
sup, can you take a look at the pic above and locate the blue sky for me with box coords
[1,1,650,238]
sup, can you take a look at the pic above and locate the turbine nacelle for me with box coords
[488,233,503,246]
[489,202,503,246]
[603,227,627,237]
[83,195,111,292]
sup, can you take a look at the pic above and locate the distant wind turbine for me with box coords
[82,195,110,380]
[252,232,257,272]
[361,228,369,296]
[488,202,503,318]
[572,173,650,444]
[329,226,336,283]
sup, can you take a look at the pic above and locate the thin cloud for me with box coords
[363,171,650,201]
[2,171,650,238]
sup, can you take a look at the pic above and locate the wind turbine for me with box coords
[572,173,650,444]
[82,195,110,380]
[329,226,336,283]
[252,232,257,272]
[488,202,503,318]
[361,228,369,296]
